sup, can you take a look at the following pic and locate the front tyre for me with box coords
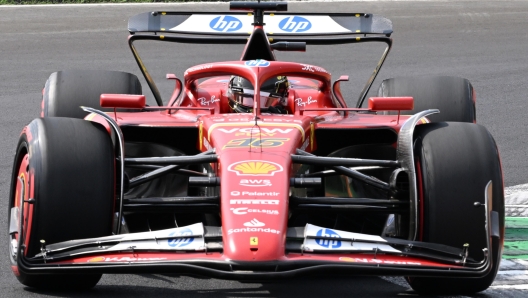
[8,118,114,289]
[407,122,504,295]
[42,69,142,118]
[377,76,476,123]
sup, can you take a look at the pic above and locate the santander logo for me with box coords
[243,218,265,227]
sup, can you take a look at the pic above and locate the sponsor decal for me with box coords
[244,59,270,67]
[295,96,318,107]
[300,137,310,151]
[230,190,279,197]
[250,237,258,246]
[209,16,242,32]
[87,256,167,263]
[228,160,284,176]
[300,64,328,73]
[315,228,342,249]
[230,199,279,205]
[240,179,272,187]
[167,227,194,248]
[266,118,303,124]
[198,95,220,106]
[279,16,312,33]
[339,257,421,265]
[218,127,293,137]
[208,122,305,141]
[87,256,106,263]
[203,137,213,151]
[228,227,280,235]
[230,207,279,215]
[243,218,265,227]
[223,138,289,149]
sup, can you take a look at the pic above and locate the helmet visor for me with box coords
[232,88,282,109]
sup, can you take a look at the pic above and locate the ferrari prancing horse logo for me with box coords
[250,237,258,245]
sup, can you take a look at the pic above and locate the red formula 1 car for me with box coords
[8,2,504,295]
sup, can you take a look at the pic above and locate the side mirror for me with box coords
[368,96,414,111]
[100,94,145,109]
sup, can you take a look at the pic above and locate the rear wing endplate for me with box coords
[128,12,393,37]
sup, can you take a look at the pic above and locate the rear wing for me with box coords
[127,2,394,109]
[128,12,393,37]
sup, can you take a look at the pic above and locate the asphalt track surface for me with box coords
[1,1,528,297]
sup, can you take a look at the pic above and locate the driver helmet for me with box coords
[227,76,289,114]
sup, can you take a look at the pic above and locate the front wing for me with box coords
[16,208,500,280]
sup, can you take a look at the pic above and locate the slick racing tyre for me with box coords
[41,69,142,118]
[8,117,114,289]
[377,76,476,123]
[407,122,504,295]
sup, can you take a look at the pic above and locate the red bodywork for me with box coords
[19,7,482,278]
[72,57,446,269]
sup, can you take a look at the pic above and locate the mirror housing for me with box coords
[368,96,414,111]
[100,94,145,109]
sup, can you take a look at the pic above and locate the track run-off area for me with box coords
[1,1,528,297]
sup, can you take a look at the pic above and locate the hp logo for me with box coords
[315,228,341,249]
[209,16,242,32]
[244,59,270,67]
[279,16,312,33]
[167,228,194,248]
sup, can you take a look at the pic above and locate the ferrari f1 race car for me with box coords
[8,1,504,295]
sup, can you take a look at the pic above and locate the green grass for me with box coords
[504,217,528,259]
[0,0,195,4]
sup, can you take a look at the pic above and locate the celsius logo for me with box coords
[209,16,242,32]
[315,228,341,249]
[279,16,312,33]
[244,59,270,67]
[167,228,194,248]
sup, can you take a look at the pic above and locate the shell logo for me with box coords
[87,256,105,263]
[228,160,283,176]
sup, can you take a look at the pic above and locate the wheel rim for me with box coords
[9,151,33,275]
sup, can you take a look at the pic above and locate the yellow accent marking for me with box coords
[207,122,305,142]
[160,35,165,40]
[356,37,361,41]
[248,13,253,16]
[356,30,360,33]
[270,13,274,17]
[199,122,203,149]
[310,122,315,150]
[87,257,106,263]
[268,32,273,35]
[269,38,274,42]
[161,28,165,31]
[250,237,258,245]
[17,172,27,208]
[85,113,97,121]
[235,162,277,174]
[355,14,360,17]
[162,12,166,15]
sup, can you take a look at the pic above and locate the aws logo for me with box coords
[228,160,283,176]
[209,16,242,32]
